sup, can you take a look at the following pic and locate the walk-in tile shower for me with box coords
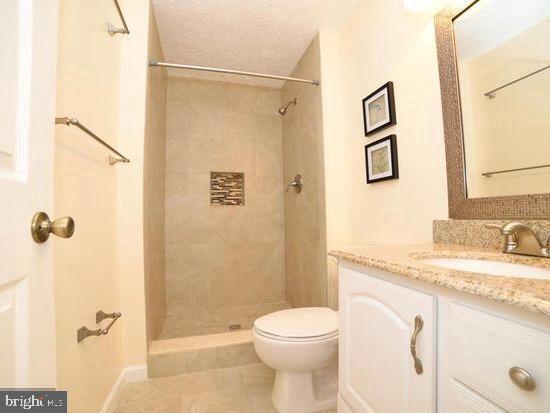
[144,35,328,347]
[161,76,289,339]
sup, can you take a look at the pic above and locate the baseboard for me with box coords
[100,364,148,413]
[337,394,353,413]
[123,365,148,383]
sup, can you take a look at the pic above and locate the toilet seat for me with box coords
[254,307,338,342]
[254,328,338,342]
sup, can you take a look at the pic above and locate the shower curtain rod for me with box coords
[149,61,320,86]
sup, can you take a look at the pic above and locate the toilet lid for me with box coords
[254,307,338,340]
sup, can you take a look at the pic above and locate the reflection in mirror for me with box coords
[454,0,550,198]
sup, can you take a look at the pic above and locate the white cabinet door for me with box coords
[339,265,436,413]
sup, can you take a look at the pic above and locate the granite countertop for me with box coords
[329,243,550,317]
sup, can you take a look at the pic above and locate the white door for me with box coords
[339,265,436,413]
[0,0,59,387]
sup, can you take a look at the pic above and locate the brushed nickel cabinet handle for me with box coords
[31,212,75,243]
[509,367,536,391]
[410,315,424,375]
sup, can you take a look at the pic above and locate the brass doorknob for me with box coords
[31,212,75,243]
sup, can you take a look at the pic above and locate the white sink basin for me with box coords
[421,258,550,280]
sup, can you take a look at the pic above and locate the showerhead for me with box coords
[278,98,297,115]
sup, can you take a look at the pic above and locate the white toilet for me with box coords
[253,307,338,413]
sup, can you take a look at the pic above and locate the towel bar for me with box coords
[55,117,130,165]
[108,0,130,35]
[77,311,121,343]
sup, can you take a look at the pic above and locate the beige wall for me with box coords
[143,8,167,343]
[282,36,328,308]
[54,1,123,411]
[116,0,150,367]
[55,0,153,410]
[320,0,449,249]
[460,21,550,198]
[163,77,285,337]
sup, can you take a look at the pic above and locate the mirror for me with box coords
[453,0,550,199]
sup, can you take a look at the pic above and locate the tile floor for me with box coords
[114,363,337,413]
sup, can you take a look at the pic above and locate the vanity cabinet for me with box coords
[338,264,550,413]
[338,266,436,413]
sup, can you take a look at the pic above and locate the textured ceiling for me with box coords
[454,0,550,61]
[151,0,359,87]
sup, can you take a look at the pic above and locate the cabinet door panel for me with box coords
[339,266,436,413]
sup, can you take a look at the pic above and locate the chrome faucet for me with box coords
[485,222,550,258]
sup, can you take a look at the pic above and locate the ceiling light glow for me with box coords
[403,0,436,12]
[404,0,462,13]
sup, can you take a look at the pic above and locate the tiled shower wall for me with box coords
[282,35,328,307]
[163,77,286,338]
[144,11,167,342]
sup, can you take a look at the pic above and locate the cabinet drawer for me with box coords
[450,304,550,412]
[449,381,506,413]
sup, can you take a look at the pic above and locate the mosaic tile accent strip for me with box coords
[210,172,244,206]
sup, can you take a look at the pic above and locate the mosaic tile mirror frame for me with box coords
[434,2,549,219]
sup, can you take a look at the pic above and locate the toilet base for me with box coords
[272,370,336,413]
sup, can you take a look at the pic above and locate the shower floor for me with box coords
[159,301,290,340]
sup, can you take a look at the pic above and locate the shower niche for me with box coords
[210,172,245,206]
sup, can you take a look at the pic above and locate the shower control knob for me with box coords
[31,212,75,243]
[286,174,303,193]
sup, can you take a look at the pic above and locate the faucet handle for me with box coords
[485,223,520,254]
[485,223,517,236]
[485,222,548,258]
